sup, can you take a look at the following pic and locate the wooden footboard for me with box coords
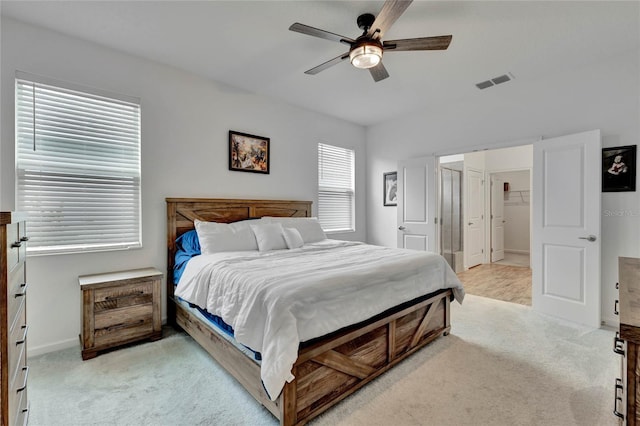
[281,289,451,425]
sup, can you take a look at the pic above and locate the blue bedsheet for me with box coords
[174,230,261,361]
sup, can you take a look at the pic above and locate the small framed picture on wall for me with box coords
[383,171,398,206]
[229,130,270,174]
[602,145,636,192]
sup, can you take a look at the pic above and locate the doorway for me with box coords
[405,130,600,326]
[439,146,533,306]
[490,170,531,268]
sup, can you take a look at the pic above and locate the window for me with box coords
[15,73,141,255]
[317,143,355,232]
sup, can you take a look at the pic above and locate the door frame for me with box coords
[489,173,506,263]
[487,168,532,267]
[464,167,486,269]
[435,137,540,271]
[435,133,602,328]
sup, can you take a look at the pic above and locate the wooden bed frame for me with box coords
[166,198,453,425]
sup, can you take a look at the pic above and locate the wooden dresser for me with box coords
[79,268,163,360]
[0,212,29,426]
[615,256,640,424]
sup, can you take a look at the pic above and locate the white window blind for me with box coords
[318,143,355,232]
[16,75,141,255]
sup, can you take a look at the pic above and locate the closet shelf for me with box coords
[504,189,530,205]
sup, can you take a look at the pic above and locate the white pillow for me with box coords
[261,217,326,243]
[282,227,304,249]
[194,219,258,253]
[250,223,288,251]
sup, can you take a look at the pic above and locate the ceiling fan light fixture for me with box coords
[349,43,382,69]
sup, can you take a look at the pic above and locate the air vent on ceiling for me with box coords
[476,80,494,90]
[476,72,514,90]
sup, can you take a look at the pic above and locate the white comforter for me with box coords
[175,240,465,400]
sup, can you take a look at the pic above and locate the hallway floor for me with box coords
[457,263,531,306]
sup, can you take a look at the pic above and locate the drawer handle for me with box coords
[615,299,619,316]
[14,283,27,298]
[105,291,145,300]
[16,366,29,393]
[614,378,625,419]
[16,325,28,346]
[107,319,144,332]
[20,236,29,242]
[11,241,22,248]
[616,282,619,290]
[614,332,625,356]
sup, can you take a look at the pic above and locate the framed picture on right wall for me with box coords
[602,145,636,192]
[383,171,398,206]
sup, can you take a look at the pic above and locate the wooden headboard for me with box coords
[165,198,312,320]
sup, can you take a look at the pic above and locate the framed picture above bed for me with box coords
[602,145,636,192]
[229,130,270,174]
[383,171,398,206]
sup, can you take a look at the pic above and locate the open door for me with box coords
[532,130,601,328]
[491,175,505,262]
[465,168,485,268]
[397,157,436,251]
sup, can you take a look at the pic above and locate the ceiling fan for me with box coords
[289,0,452,82]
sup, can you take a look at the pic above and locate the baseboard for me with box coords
[601,315,620,329]
[505,249,530,255]
[28,318,170,359]
[28,337,79,358]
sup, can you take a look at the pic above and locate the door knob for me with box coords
[578,235,597,242]
[468,222,473,226]
[398,226,406,231]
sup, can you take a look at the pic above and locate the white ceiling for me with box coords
[2,1,639,126]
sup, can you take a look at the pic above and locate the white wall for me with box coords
[0,18,367,355]
[366,49,640,327]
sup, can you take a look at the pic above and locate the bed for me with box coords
[166,198,463,426]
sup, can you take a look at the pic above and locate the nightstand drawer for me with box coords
[94,282,153,311]
[95,303,152,330]
[94,316,153,348]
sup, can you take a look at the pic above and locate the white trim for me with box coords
[27,337,79,358]
[505,249,530,255]
[434,136,542,158]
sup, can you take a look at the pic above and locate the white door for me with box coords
[532,129,601,327]
[397,157,436,251]
[491,175,505,262]
[466,168,484,267]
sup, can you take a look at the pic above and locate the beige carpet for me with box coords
[28,295,617,426]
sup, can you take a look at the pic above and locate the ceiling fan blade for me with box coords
[369,62,390,82]
[304,52,350,75]
[289,23,355,45]
[367,0,413,39]
[383,35,453,51]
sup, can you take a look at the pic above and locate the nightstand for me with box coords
[79,267,163,360]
